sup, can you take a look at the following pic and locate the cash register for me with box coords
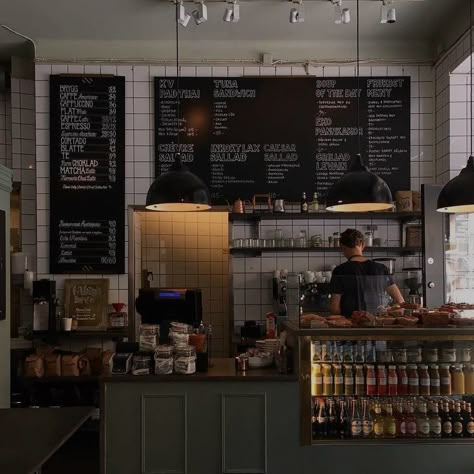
[135,288,203,342]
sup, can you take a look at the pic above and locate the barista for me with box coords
[329,228,404,317]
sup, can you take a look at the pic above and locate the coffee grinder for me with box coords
[32,279,57,332]
[403,268,423,307]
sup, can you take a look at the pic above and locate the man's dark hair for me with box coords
[340,228,364,248]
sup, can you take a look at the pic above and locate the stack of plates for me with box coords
[255,340,266,351]
[264,339,279,353]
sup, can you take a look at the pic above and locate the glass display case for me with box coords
[284,322,474,445]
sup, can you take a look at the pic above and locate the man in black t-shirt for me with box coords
[329,229,404,317]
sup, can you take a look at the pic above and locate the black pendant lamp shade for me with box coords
[146,155,211,211]
[326,154,393,212]
[437,156,474,213]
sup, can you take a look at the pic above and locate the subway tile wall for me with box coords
[32,62,434,348]
[139,211,229,356]
[0,92,12,169]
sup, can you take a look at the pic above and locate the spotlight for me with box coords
[193,1,208,24]
[289,0,304,24]
[178,0,191,27]
[223,0,239,23]
[381,0,396,24]
[332,0,349,25]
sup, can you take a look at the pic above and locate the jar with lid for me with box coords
[364,231,374,247]
[333,232,340,247]
[423,347,438,363]
[418,364,430,396]
[441,347,457,363]
[464,363,474,394]
[322,363,333,396]
[458,347,472,363]
[333,364,344,395]
[366,365,377,396]
[155,345,174,375]
[407,364,419,395]
[174,345,196,375]
[343,364,354,395]
[397,365,408,395]
[355,364,365,396]
[407,347,422,363]
[311,363,323,396]
[429,364,441,395]
[393,348,407,364]
[440,364,452,395]
[451,363,465,395]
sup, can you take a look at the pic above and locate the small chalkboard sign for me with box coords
[64,278,109,330]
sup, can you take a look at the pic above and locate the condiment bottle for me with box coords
[316,399,328,438]
[361,399,374,438]
[377,365,387,396]
[464,363,474,394]
[333,364,344,395]
[388,365,398,395]
[416,402,430,438]
[327,399,338,438]
[405,402,417,438]
[407,364,419,396]
[322,363,333,396]
[397,365,408,395]
[373,403,385,438]
[429,364,441,395]
[429,402,442,438]
[311,363,323,396]
[343,364,354,395]
[440,364,452,396]
[451,363,465,395]
[464,403,474,438]
[384,404,397,438]
[355,364,365,396]
[418,364,430,396]
[350,399,362,438]
[338,400,350,439]
[395,402,406,437]
[366,364,377,396]
[453,401,464,438]
[441,402,453,438]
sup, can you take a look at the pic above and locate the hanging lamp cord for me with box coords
[175,1,181,158]
[357,0,360,155]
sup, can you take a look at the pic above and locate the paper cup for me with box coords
[61,318,73,332]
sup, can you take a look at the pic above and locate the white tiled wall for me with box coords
[32,61,434,344]
[0,92,12,169]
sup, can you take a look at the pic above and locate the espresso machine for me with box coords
[32,279,57,332]
[403,268,423,307]
[272,270,288,318]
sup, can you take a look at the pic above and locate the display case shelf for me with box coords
[229,212,422,222]
[230,246,422,256]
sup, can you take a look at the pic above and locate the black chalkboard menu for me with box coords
[154,77,410,202]
[50,76,125,274]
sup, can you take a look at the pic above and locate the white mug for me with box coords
[62,318,73,332]
[324,271,333,281]
[303,271,315,283]
[315,271,324,283]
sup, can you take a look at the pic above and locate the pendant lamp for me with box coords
[437,0,474,213]
[145,1,211,212]
[326,0,393,212]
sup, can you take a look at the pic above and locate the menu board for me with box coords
[154,77,410,202]
[50,76,125,274]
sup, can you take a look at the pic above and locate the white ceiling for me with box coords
[0,0,467,61]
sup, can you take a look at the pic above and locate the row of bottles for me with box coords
[300,192,319,213]
[312,397,474,440]
[311,362,474,397]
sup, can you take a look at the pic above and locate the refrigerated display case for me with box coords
[284,321,474,445]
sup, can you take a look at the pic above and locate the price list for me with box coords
[50,76,125,274]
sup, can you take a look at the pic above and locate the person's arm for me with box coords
[387,283,405,305]
[329,293,342,315]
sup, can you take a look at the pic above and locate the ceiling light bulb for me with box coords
[387,6,396,23]
[341,7,350,24]
[178,1,191,27]
[193,1,208,24]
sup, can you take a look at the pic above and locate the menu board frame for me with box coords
[49,75,125,274]
[153,76,410,203]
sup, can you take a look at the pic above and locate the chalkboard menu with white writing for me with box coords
[154,77,410,202]
[50,76,125,274]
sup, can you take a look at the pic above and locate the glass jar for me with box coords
[451,363,465,395]
[365,231,373,247]
[418,364,430,396]
[155,345,174,375]
[429,364,441,396]
[393,348,407,364]
[376,350,392,364]
[139,324,160,351]
[441,347,457,363]
[407,347,422,363]
[459,347,472,363]
[423,347,439,363]
[440,364,452,395]
[464,363,474,394]
[333,232,340,247]
[407,364,419,395]
[174,345,196,375]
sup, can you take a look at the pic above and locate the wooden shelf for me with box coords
[229,212,421,222]
[230,246,422,256]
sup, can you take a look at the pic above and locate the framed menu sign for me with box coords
[49,75,125,274]
[64,278,109,330]
[154,77,410,202]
